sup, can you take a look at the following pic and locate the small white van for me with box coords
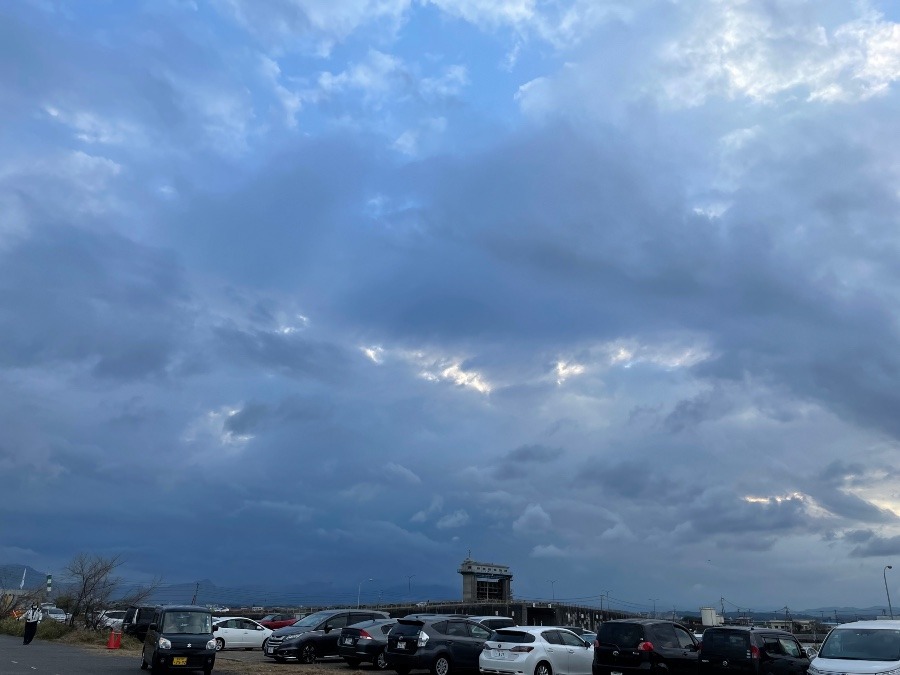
[810,620,900,675]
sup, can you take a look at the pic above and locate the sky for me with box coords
[2,0,900,617]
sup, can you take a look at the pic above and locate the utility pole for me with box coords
[191,582,199,605]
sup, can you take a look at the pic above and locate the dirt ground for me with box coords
[75,638,362,675]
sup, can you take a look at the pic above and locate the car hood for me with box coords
[271,624,318,637]
[813,658,900,675]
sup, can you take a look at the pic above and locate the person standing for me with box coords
[23,603,41,645]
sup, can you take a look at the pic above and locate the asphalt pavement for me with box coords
[0,633,138,674]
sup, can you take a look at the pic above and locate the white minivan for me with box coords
[810,620,900,675]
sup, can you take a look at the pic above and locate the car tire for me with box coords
[345,658,361,668]
[215,638,225,651]
[431,654,452,675]
[301,643,317,664]
[374,650,389,670]
[535,661,553,675]
[262,638,269,652]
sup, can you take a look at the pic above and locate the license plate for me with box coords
[344,638,354,645]
[492,650,507,659]
[398,641,406,649]
[172,657,187,666]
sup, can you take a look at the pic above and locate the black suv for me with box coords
[593,619,700,675]
[386,615,492,675]
[123,604,160,642]
[140,605,217,675]
[699,626,810,675]
[264,608,391,662]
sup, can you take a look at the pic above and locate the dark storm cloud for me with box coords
[849,534,900,558]
[805,462,898,524]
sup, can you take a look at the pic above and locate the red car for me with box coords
[259,613,305,630]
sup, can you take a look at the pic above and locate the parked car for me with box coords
[140,605,217,675]
[593,619,699,675]
[97,609,126,630]
[481,626,594,675]
[264,608,391,663]
[259,612,305,630]
[468,616,517,630]
[699,626,810,675]
[213,616,273,651]
[386,614,493,675]
[809,620,900,675]
[124,604,159,642]
[339,618,398,669]
[41,606,67,623]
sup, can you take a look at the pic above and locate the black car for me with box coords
[123,604,160,642]
[140,605,217,675]
[699,626,810,675]
[339,618,398,669]
[264,609,391,663]
[593,619,699,675]
[386,615,492,675]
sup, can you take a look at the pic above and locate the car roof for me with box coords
[704,626,795,635]
[604,619,678,625]
[159,605,211,612]
[493,626,585,636]
[832,620,900,630]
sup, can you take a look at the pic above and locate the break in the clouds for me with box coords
[2,0,900,613]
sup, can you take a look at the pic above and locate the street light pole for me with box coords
[884,566,894,619]
[358,578,373,609]
[408,574,416,596]
[547,579,557,601]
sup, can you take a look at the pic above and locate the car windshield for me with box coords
[48,608,65,616]
[819,628,900,661]
[161,611,212,634]
[292,611,335,627]
[261,614,276,621]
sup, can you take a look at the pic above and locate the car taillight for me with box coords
[593,640,599,648]
[510,646,534,653]
[750,645,760,660]
[358,630,373,640]
[638,641,654,651]
[417,631,429,647]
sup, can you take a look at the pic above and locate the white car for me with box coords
[810,620,900,675]
[98,609,126,630]
[212,617,273,651]
[41,606,67,623]
[480,626,594,675]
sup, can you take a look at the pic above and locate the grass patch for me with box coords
[0,617,73,640]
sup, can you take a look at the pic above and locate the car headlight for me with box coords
[206,639,217,650]
[281,633,300,641]
[158,637,172,649]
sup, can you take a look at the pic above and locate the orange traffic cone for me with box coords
[106,629,122,649]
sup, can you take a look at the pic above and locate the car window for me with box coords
[162,611,212,634]
[763,637,783,655]
[542,630,563,645]
[674,626,696,649]
[559,630,586,647]
[651,624,679,649]
[381,623,396,635]
[599,623,644,648]
[779,638,803,658]
[326,614,349,630]
[431,621,448,634]
[469,623,491,640]
[446,622,468,637]
[224,619,239,629]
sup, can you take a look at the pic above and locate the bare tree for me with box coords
[63,553,160,628]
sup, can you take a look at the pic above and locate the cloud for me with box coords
[436,510,469,529]
[512,504,552,533]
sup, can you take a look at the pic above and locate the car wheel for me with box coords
[149,656,162,675]
[301,643,317,664]
[345,658,361,668]
[262,638,269,651]
[374,650,389,670]
[431,654,451,675]
[535,661,553,675]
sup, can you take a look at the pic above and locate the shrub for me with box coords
[0,617,24,637]
[0,617,73,640]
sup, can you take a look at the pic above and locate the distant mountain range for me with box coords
[1,563,893,616]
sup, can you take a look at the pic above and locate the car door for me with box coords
[762,636,790,675]
[559,629,593,675]
[777,637,810,675]
[443,620,474,668]
[649,623,698,675]
[320,613,350,656]
[467,622,492,669]
[542,629,569,674]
